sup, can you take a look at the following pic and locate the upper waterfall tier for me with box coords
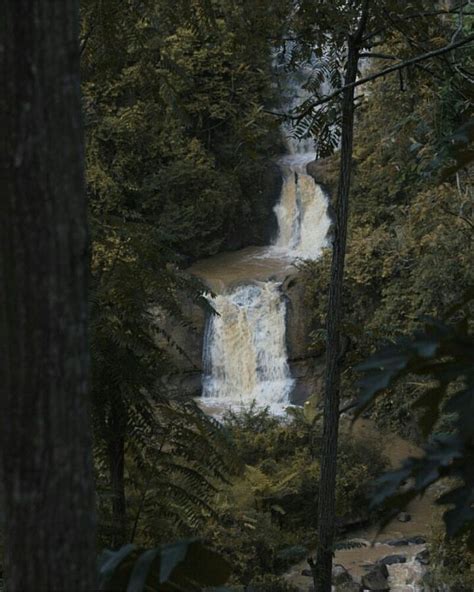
[273,152,331,261]
[190,152,331,293]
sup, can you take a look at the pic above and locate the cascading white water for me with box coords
[387,554,427,592]
[273,153,331,260]
[201,77,331,412]
[202,283,294,412]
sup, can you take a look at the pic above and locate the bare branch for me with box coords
[363,1,472,42]
[297,34,474,122]
[359,52,397,60]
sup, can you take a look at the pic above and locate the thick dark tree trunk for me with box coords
[0,2,97,590]
[313,37,360,592]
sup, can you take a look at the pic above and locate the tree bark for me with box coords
[313,37,360,592]
[107,402,127,548]
[0,2,97,590]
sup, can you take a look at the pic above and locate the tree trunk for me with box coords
[0,2,97,590]
[313,37,360,592]
[107,403,127,547]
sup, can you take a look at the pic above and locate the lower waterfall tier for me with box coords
[202,282,294,413]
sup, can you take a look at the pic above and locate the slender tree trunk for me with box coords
[107,404,127,547]
[313,37,360,592]
[0,2,97,590]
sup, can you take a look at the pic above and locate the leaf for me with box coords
[159,540,192,584]
[126,548,161,592]
[99,544,137,590]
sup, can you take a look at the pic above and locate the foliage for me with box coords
[247,574,299,592]
[98,539,231,591]
[424,526,474,591]
[203,407,387,584]
[95,396,235,546]
[81,0,287,261]
[354,297,474,548]
[275,0,469,156]
[300,35,473,434]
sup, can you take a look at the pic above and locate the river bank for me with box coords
[285,418,439,592]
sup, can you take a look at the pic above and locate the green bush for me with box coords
[247,574,300,592]
[204,406,387,584]
[424,527,474,591]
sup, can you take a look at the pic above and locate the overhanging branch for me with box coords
[297,34,474,122]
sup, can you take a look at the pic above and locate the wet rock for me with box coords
[306,156,338,194]
[152,294,205,397]
[385,535,426,546]
[415,549,430,565]
[333,564,351,583]
[226,161,281,250]
[282,274,312,361]
[332,564,361,591]
[379,554,407,566]
[397,512,411,522]
[334,581,360,592]
[158,370,202,399]
[361,564,389,591]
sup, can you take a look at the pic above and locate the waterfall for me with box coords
[200,109,331,413]
[273,153,331,260]
[202,283,294,413]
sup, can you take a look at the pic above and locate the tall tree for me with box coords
[313,7,370,590]
[0,1,97,590]
[281,1,473,589]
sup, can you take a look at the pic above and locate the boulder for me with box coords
[361,564,389,591]
[378,554,407,566]
[415,549,430,565]
[397,511,411,523]
[385,535,426,547]
[333,564,351,584]
[332,565,361,592]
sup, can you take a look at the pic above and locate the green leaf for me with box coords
[159,540,192,584]
[126,548,161,592]
[99,544,137,590]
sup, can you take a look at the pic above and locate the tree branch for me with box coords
[360,52,397,60]
[363,1,472,41]
[297,34,474,121]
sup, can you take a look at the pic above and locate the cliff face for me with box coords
[282,273,325,406]
[154,296,206,399]
[224,161,282,252]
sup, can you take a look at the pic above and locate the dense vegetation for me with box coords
[303,39,473,435]
[204,407,387,589]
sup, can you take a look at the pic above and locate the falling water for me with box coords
[201,83,331,412]
[273,153,331,260]
[386,555,427,592]
[202,283,294,413]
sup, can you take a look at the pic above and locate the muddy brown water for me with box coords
[285,418,438,590]
[189,246,296,293]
